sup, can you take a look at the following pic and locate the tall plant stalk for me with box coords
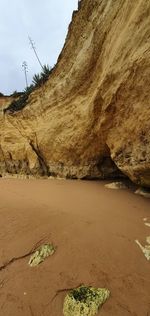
[29,36,43,69]
[22,61,28,88]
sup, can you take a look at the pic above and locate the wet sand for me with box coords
[0,179,149,316]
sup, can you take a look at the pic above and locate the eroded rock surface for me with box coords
[0,0,150,185]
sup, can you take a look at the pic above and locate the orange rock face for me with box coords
[0,0,150,186]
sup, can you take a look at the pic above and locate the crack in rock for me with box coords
[0,238,47,272]
[0,249,36,272]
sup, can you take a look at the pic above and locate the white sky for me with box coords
[0,0,78,95]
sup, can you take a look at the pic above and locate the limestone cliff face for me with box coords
[0,0,150,186]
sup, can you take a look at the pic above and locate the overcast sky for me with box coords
[0,0,78,95]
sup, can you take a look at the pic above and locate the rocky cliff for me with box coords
[0,0,150,186]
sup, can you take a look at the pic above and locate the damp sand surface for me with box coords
[0,179,149,316]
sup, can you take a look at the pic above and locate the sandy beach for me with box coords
[0,179,149,316]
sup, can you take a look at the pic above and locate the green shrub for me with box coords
[4,64,52,114]
[32,64,52,87]
[11,90,23,98]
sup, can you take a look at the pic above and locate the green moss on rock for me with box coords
[28,244,55,267]
[63,285,110,316]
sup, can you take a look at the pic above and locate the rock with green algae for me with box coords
[28,244,55,267]
[135,237,150,261]
[63,285,110,316]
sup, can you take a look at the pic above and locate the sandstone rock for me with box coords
[135,188,150,198]
[105,182,127,190]
[0,0,150,186]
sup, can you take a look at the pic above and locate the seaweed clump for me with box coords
[63,285,110,316]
